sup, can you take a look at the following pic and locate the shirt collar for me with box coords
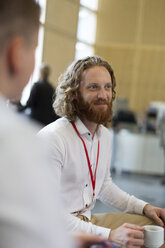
[74,117,102,138]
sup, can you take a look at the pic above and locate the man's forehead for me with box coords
[80,66,112,83]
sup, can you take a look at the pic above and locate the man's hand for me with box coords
[109,223,144,248]
[143,204,165,227]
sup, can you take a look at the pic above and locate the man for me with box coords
[0,1,107,248]
[39,56,165,248]
[0,1,70,247]
[20,64,59,126]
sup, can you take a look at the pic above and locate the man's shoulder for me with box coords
[32,81,41,88]
[99,124,111,136]
[33,80,54,93]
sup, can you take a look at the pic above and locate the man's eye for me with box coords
[105,84,112,89]
[88,85,98,89]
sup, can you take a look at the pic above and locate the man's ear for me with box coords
[7,37,24,76]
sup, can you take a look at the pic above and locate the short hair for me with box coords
[0,0,40,53]
[53,56,116,122]
[40,64,51,80]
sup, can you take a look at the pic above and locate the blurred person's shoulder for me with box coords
[0,95,58,191]
[0,96,73,248]
[38,117,71,137]
[0,95,46,167]
[0,96,40,141]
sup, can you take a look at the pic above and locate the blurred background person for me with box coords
[19,64,59,126]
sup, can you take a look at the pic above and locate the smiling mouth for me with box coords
[94,103,107,107]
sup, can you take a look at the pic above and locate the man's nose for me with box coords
[97,88,107,99]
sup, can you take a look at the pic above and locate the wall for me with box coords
[95,0,165,114]
[113,131,164,175]
[42,0,79,87]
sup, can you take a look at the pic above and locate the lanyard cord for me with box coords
[72,122,100,197]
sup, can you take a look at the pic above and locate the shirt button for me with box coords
[86,184,88,187]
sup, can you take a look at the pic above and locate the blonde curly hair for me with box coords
[53,56,116,122]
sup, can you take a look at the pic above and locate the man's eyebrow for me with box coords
[91,82,112,85]
[87,82,98,84]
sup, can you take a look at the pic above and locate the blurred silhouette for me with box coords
[20,64,59,126]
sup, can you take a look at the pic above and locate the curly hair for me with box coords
[53,56,116,122]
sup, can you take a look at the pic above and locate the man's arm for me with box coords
[98,175,147,214]
[99,167,165,227]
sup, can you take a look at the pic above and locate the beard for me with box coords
[74,92,113,127]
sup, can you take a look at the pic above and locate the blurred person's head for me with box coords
[53,56,116,127]
[0,0,40,100]
[40,64,51,80]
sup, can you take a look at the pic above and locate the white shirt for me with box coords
[0,96,72,248]
[39,117,147,238]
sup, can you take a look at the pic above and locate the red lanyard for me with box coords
[72,122,100,197]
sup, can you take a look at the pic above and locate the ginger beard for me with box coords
[75,91,113,126]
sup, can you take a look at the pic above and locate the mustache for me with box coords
[92,99,109,105]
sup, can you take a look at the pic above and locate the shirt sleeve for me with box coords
[98,131,147,215]
[66,212,110,238]
[98,172,147,215]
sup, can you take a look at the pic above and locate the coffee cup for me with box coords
[144,225,164,248]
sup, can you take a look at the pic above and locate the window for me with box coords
[75,0,98,60]
[75,42,94,59]
[21,0,47,105]
[80,0,98,11]
[38,0,47,24]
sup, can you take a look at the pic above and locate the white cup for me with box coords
[144,225,164,248]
